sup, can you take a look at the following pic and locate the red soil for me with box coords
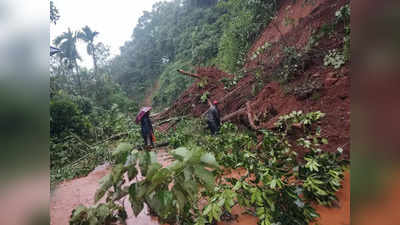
[353,171,400,225]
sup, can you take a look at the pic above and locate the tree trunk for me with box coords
[74,60,82,95]
[221,108,246,122]
[92,45,98,76]
[177,69,201,79]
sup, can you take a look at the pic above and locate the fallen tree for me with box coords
[176,69,202,79]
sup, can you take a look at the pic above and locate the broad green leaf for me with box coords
[194,216,207,225]
[149,151,158,164]
[193,165,215,191]
[127,166,138,180]
[212,203,222,221]
[159,191,174,218]
[138,151,150,176]
[112,143,132,164]
[200,152,220,168]
[233,181,241,191]
[146,162,162,180]
[111,164,125,184]
[183,167,193,181]
[70,205,88,223]
[147,167,170,194]
[171,147,190,161]
[94,174,112,203]
[129,184,144,216]
[96,203,111,221]
[172,187,187,213]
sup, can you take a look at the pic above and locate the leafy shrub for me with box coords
[152,61,195,111]
[324,49,346,69]
[200,91,210,103]
[220,71,246,91]
[217,0,277,73]
[70,202,126,225]
[274,46,305,83]
[50,97,91,138]
[335,4,350,25]
[251,42,272,60]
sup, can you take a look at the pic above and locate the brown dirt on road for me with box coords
[50,164,112,225]
[50,164,162,225]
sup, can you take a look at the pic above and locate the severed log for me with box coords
[155,116,186,126]
[221,107,246,122]
[177,69,202,79]
[246,102,260,130]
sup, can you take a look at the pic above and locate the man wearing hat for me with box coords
[136,107,154,148]
[206,99,221,135]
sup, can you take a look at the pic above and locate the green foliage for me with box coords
[200,91,210,103]
[274,46,305,83]
[70,202,126,225]
[50,91,139,187]
[216,0,277,73]
[338,4,351,62]
[53,28,81,76]
[50,97,90,138]
[220,71,246,91]
[111,1,226,107]
[200,187,237,223]
[111,0,278,109]
[75,146,220,225]
[323,49,346,69]
[171,111,347,225]
[70,110,348,225]
[50,141,111,187]
[77,26,100,74]
[251,42,272,60]
[335,4,350,25]
[169,118,206,148]
[305,23,335,52]
[153,61,195,111]
[319,4,350,70]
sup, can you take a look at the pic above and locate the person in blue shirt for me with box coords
[206,100,221,135]
[140,111,154,148]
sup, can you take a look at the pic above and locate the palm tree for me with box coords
[53,28,83,94]
[78,26,100,76]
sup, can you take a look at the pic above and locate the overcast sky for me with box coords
[50,0,165,68]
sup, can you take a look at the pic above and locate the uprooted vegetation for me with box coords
[156,0,350,156]
[70,111,348,225]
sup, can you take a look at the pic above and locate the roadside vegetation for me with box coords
[70,111,348,225]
